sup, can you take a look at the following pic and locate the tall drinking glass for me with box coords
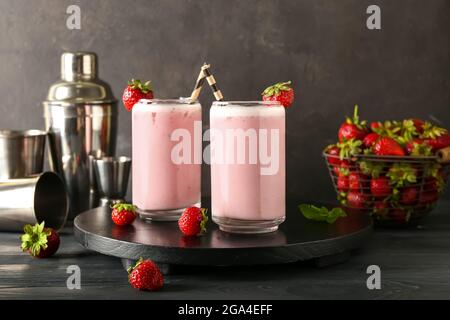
[210,101,285,233]
[132,99,201,221]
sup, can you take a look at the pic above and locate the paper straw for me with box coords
[189,63,224,102]
[202,64,224,101]
[189,64,209,102]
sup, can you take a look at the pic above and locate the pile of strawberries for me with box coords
[324,106,450,223]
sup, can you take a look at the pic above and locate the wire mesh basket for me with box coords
[323,152,450,226]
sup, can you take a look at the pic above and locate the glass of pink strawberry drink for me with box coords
[132,98,202,221]
[210,101,286,233]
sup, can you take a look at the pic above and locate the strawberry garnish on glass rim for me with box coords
[122,79,154,111]
[261,81,294,108]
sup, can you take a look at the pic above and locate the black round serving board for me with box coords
[73,200,372,269]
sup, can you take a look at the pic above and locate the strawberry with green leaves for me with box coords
[128,258,164,291]
[419,122,450,151]
[336,138,362,159]
[122,79,154,111]
[359,160,385,178]
[262,81,294,108]
[111,203,137,226]
[338,105,367,142]
[387,163,417,188]
[411,119,425,134]
[405,138,433,156]
[20,222,60,258]
[178,207,208,236]
[324,145,341,166]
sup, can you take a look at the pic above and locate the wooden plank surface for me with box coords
[1,202,450,300]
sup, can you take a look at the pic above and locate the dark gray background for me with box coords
[0,0,449,202]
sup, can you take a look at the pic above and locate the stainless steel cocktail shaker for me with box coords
[43,52,118,219]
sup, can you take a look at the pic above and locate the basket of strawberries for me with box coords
[323,106,450,225]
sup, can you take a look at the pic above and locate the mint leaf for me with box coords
[326,208,347,224]
[298,204,347,224]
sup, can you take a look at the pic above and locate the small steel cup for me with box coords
[93,156,131,206]
[0,172,68,232]
[0,130,47,179]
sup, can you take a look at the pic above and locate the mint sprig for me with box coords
[298,204,347,224]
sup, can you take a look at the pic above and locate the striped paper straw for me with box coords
[202,64,224,101]
[189,64,209,102]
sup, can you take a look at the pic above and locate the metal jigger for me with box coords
[93,157,131,207]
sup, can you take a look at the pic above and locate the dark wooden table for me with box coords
[1,201,450,300]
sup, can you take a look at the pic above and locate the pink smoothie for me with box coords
[132,99,201,214]
[210,102,285,222]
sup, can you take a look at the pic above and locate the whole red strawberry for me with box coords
[373,137,405,156]
[424,177,440,192]
[401,186,419,205]
[373,201,388,212]
[122,79,154,111]
[20,222,60,258]
[337,175,349,192]
[412,119,425,134]
[363,133,380,148]
[426,133,450,151]
[370,121,382,132]
[389,209,409,223]
[419,191,439,205]
[405,138,432,156]
[370,176,392,198]
[178,207,208,236]
[346,191,368,209]
[111,203,137,226]
[262,81,294,108]
[333,160,352,177]
[325,145,341,166]
[348,172,367,191]
[338,105,367,142]
[128,258,164,291]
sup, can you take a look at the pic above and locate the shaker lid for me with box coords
[44,51,117,105]
[61,52,97,81]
